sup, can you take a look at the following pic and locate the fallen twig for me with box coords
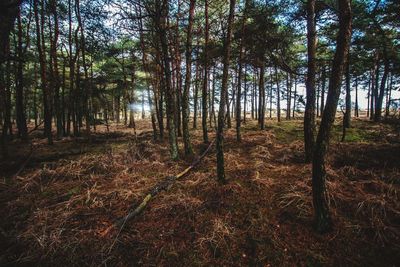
[101,139,215,240]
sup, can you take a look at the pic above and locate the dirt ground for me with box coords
[1,118,399,266]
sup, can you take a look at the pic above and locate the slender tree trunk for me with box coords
[16,7,28,140]
[320,65,326,116]
[34,0,53,144]
[202,0,209,143]
[182,0,195,155]
[312,0,351,233]
[193,57,199,129]
[275,65,281,122]
[216,0,235,184]
[243,65,247,123]
[304,0,316,162]
[344,56,351,128]
[293,76,297,118]
[286,72,292,120]
[374,60,389,122]
[156,0,179,160]
[355,76,359,117]
[258,65,265,129]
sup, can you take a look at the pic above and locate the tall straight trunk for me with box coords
[367,77,371,118]
[320,65,326,116]
[50,0,62,139]
[243,65,247,123]
[202,0,209,143]
[174,1,182,137]
[275,65,281,122]
[0,1,19,157]
[68,0,75,136]
[182,0,196,155]
[369,67,375,120]
[312,0,351,233]
[355,76,359,117]
[316,73,320,118]
[138,5,157,139]
[251,70,255,119]
[157,0,179,160]
[226,78,232,128]
[258,65,265,129]
[304,0,316,162]
[16,7,28,140]
[344,56,351,128]
[270,67,273,118]
[374,60,389,122]
[385,71,392,117]
[216,0,235,184]
[286,72,292,120]
[211,66,217,126]
[293,76,297,118]
[34,0,53,144]
[76,0,90,138]
[193,57,200,128]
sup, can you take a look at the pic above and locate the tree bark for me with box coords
[344,56,351,128]
[304,0,316,162]
[202,0,209,143]
[156,0,179,160]
[216,0,235,184]
[182,0,196,155]
[312,0,351,233]
[16,6,28,140]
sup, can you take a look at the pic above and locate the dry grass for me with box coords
[1,119,399,266]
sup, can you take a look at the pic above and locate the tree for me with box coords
[304,0,316,163]
[182,0,196,155]
[202,0,209,144]
[312,0,352,233]
[216,0,235,184]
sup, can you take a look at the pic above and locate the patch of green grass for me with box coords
[67,186,81,197]
[268,120,304,143]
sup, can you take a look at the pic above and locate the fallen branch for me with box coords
[28,121,44,134]
[101,140,215,238]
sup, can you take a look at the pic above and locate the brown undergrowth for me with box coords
[0,119,399,266]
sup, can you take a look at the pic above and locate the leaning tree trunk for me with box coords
[374,60,389,122]
[304,0,316,163]
[312,0,351,233]
[182,0,196,155]
[216,0,235,184]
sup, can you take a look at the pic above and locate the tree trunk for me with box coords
[312,0,351,233]
[344,56,351,128]
[156,0,179,160]
[202,0,209,143]
[34,0,53,144]
[182,0,196,155]
[216,0,235,184]
[374,60,389,122]
[275,65,281,122]
[304,0,316,162]
[320,65,326,116]
[16,6,28,140]
[258,65,265,129]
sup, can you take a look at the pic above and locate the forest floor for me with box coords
[1,117,400,266]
